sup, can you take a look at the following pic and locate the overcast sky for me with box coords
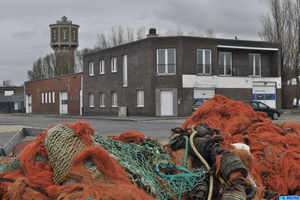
[0,0,269,86]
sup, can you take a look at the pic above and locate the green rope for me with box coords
[163,139,177,147]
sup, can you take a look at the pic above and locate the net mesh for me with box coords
[44,124,87,184]
[0,154,19,174]
[94,135,207,199]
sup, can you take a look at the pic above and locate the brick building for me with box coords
[24,73,83,115]
[83,29,281,117]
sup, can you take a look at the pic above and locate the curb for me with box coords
[105,118,137,121]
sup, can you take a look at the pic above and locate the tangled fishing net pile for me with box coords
[0,94,299,199]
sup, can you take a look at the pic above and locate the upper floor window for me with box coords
[123,55,128,87]
[73,31,76,41]
[218,52,232,76]
[249,54,261,76]
[63,30,67,40]
[111,92,117,107]
[99,60,105,74]
[4,90,14,96]
[137,90,144,107]
[89,62,94,76]
[100,92,105,107]
[41,93,44,104]
[53,30,56,40]
[111,57,117,73]
[197,49,211,74]
[157,49,176,74]
[89,93,94,107]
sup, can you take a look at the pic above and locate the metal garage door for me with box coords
[194,88,215,102]
[253,82,276,108]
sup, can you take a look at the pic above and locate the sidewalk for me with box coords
[10,113,189,122]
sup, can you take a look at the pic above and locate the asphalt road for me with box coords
[0,113,300,152]
[0,114,184,147]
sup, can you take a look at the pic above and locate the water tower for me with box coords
[49,16,79,76]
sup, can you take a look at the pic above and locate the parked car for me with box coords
[241,100,281,120]
[192,98,209,112]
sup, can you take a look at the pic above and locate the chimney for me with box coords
[147,28,159,38]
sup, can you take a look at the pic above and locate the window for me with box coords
[218,52,232,76]
[49,92,51,103]
[52,92,55,103]
[89,62,94,76]
[157,49,176,74]
[197,50,211,74]
[63,30,67,40]
[249,54,261,76]
[99,60,105,74]
[100,92,105,107]
[4,91,14,96]
[73,31,76,41]
[111,57,117,72]
[89,93,94,107]
[111,92,117,107]
[45,93,48,103]
[137,90,144,107]
[53,30,56,40]
[42,93,44,104]
[123,55,128,87]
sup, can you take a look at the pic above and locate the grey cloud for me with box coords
[13,31,38,39]
[153,0,269,40]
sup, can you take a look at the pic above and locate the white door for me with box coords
[60,91,68,114]
[26,94,32,113]
[161,91,173,116]
[80,89,83,115]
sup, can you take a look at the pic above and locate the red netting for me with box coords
[0,122,154,200]
[181,95,300,196]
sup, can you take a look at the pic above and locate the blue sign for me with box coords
[252,94,275,100]
[61,100,68,105]
[279,196,300,200]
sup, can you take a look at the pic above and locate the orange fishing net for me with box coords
[181,95,300,197]
[0,95,299,199]
[0,122,154,200]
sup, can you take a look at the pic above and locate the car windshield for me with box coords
[258,102,268,108]
[194,100,203,106]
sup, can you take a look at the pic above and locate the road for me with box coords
[0,113,300,150]
[0,114,185,147]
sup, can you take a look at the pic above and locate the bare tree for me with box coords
[127,27,135,43]
[187,30,204,37]
[204,29,215,38]
[27,57,43,81]
[74,48,95,73]
[96,33,110,49]
[136,27,145,40]
[259,0,300,108]
[117,26,126,45]
[2,79,13,86]
[109,26,118,46]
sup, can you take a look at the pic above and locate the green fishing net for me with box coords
[94,136,207,200]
